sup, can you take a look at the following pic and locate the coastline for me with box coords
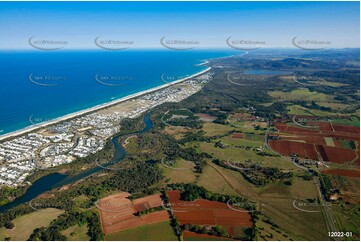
[0,67,211,142]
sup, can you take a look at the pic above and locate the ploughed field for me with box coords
[97,192,169,235]
[167,190,253,237]
[269,116,359,165]
[322,168,360,178]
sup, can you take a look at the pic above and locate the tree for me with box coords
[4,221,14,229]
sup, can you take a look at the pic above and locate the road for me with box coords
[264,117,338,238]
[314,177,338,234]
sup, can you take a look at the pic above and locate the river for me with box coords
[0,112,153,213]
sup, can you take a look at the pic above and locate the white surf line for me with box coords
[0,67,211,142]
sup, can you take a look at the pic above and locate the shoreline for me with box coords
[0,67,211,142]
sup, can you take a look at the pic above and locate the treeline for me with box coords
[0,162,164,234]
[293,100,332,112]
[212,159,293,186]
[28,211,103,241]
[161,191,182,240]
[319,174,339,201]
[181,224,228,238]
[0,204,34,228]
[162,110,202,129]
[166,183,255,211]
[90,163,164,198]
[0,186,27,206]
[135,206,164,216]
[243,167,293,186]
[165,143,211,162]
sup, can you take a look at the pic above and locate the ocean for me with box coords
[0,49,238,135]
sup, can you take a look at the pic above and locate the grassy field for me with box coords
[163,126,192,140]
[332,117,360,127]
[202,123,235,137]
[288,105,341,116]
[269,88,333,102]
[197,158,328,240]
[221,135,264,147]
[106,221,177,241]
[257,214,291,241]
[160,108,340,240]
[313,80,349,87]
[0,208,63,241]
[259,198,328,241]
[331,203,360,239]
[160,159,197,184]
[198,142,297,170]
[196,163,239,196]
[61,224,90,241]
[324,137,335,147]
[316,101,351,110]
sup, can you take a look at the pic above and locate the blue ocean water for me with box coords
[0,49,238,135]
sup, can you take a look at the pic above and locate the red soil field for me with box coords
[281,135,327,146]
[132,193,163,212]
[333,125,360,133]
[317,145,357,164]
[167,190,253,228]
[274,122,359,139]
[271,119,359,164]
[270,140,356,163]
[315,122,334,131]
[232,133,244,139]
[269,140,319,160]
[98,192,169,234]
[333,139,344,148]
[274,122,318,134]
[322,169,360,178]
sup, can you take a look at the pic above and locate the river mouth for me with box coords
[0,112,153,214]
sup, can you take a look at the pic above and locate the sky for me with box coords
[0,1,359,50]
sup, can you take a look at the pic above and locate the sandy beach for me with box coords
[0,67,211,142]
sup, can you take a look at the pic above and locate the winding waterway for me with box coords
[0,112,153,213]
